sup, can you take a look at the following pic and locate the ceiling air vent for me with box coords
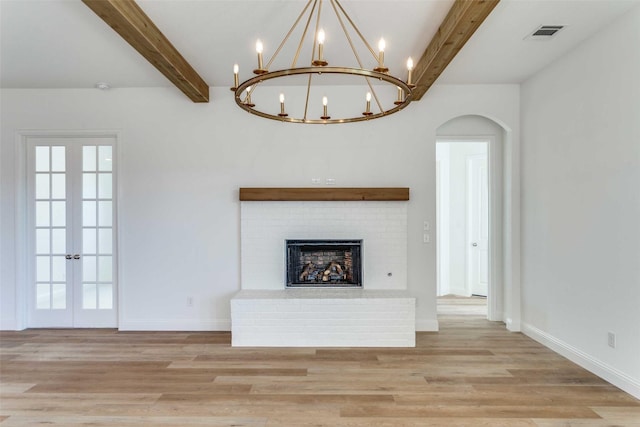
[526,25,565,39]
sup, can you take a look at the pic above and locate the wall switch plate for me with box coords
[423,234,430,243]
[607,332,616,348]
[423,221,430,231]
[187,297,194,307]
[311,178,321,184]
[326,178,336,185]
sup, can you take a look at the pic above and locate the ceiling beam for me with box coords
[82,0,209,102]
[412,0,500,101]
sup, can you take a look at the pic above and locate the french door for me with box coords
[27,137,117,327]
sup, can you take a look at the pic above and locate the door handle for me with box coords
[73,254,81,260]
[65,254,73,260]
[472,243,478,247]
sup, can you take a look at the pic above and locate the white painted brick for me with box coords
[231,290,415,347]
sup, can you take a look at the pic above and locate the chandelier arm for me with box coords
[332,0,379,63]
[310,0,323,64]
[265,0,315,71]
[329,0,365,70]
[292,0,318,68]
[303,73,313,121]
[363,76,385,114]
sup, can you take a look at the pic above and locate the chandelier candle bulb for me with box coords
[394,86,403,105]
[363,92,373,116]
[278,93,288,117]
[374,38,388,73]
[313,29,328,66]
[231,64,239,91]
[245,85,255,107]
[254,39,267,74]
[321,96,330,120]
[406,57,414,87]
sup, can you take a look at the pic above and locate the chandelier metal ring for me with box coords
[231,0,416,124]
[234,67,413,124]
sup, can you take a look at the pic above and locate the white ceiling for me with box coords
[1,0,638,90]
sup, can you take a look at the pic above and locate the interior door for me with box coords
[468,153,489,297]
[27,137,117,328]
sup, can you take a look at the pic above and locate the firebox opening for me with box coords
[286,239,362,288]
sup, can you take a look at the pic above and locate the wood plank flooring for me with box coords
[1,315,638,426]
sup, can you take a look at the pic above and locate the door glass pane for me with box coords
[36,283,50,309]
[83,201,96,227]
[35,174,50,199]
[98,146,112,171]
[36,229,50,254]
[83,146,96,171]
[35,147,50,172]
[36,256,50,281]
[99,284,113,309]
[51,201,66,227]
[83,256,97,282]
[83,228,97,254]
[51,174,66,199]
[83,173,96,199]
[52,256,66,282]
[98,201,112,227]
[98,173,112,199]
[83,284,97,309]
[52,283,66,309]
[36,201,50,227]
[51,147,65,172]
[98,229,112,254]
[51,229,66,254]
[98,256,112,282]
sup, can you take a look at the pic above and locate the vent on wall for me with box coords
[526,25,565,39]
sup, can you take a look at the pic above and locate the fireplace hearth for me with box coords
[286,240,362,288]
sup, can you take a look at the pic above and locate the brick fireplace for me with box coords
[232,188,415,347]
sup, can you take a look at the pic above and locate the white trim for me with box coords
[522,322,640,399]
[416,319,439,331]
[119,319,231,331]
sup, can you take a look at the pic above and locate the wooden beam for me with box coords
[412,0,500,100]
[82,0,209,102]
[239,188,410,202]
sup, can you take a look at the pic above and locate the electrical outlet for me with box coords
[187,297,194,307]
[423,233,430,243]
[326,178,336,185]
[423,221,430,231]
[311,178,321,185]
[607,332,616,348]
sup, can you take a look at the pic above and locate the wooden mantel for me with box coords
[239,188,409,202]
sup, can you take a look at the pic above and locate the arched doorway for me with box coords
[436,115,507,323]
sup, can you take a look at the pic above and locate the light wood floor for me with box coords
[1,316,639,426]
[438,294,488,316]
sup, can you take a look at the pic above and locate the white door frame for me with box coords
[14,130,121,330]
[436,136,502,322]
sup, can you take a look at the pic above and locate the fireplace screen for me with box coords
[286,240,362,288]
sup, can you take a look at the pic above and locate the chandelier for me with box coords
[230,0,415,124]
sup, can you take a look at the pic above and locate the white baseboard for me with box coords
[522,322,640,399]
[505,317,521,332]
[416,319,439,331]
[119,318,231,331]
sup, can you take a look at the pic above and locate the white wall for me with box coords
[521,6,640,397]
[0,84,520,332]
